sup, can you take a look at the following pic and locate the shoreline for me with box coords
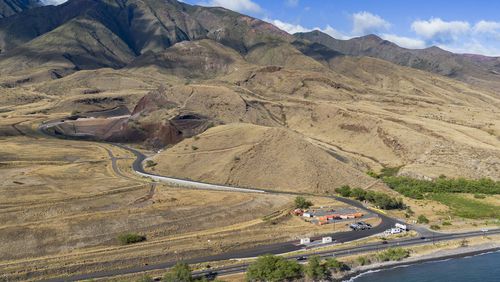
[339,244,500,281]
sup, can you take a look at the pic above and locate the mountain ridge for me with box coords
[0,0,40,18]
[295,30,500,92]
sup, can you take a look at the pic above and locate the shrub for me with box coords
[246,254,303,282]
[294,196,313,209]
[366,171,379,178]
[379,167,401,178]
[118,233,146,245]
[145,160,157,168]
[442,221,452,226]
[356,256,371,266]
[474,194,486,199]
[191,145,199,151]
[335,185,352,197]
[377,248,410,262]
[460,239,469,247]
[137,275,154,282]
[430,224,441,230]
[417,215,430,224]
[163,262,193,282]
[325,258,349,272]
[304,256,329,281]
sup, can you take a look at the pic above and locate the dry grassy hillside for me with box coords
[0,0,498,184]
[147,123,381,193]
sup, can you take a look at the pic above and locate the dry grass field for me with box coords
[0,116,362,281]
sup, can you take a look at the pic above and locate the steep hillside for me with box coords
[147,123,379,193]
[0,0,498,184]
[0,0,290,79]
[295,31,500,92]
[0,0,40,18]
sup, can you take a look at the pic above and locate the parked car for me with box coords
[296,256,307,261]
[349,223,360,230]
[357,222,372,229]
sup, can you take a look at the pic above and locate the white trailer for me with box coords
[302,213,312,218]
[390,228,402,234]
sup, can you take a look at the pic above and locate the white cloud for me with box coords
[199,0,262,13]
[285,0,299,8]
[352,11,390,35]
[267,19,310,34]
[380,34,426,49]
[267,19,350,40]
[473,20,500,39]
[40,0,67,5]
[318,25,350,40]
[411,18,470,42]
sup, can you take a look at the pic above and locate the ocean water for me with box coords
[349,250,500,282]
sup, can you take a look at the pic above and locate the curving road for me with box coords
[36,120,450,282]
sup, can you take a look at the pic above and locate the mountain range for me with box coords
[0,0,40,18]
[1,0,499,190]
[295,31,500,92]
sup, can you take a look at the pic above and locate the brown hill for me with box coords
[147,123,379,193]
[1,0,498,185]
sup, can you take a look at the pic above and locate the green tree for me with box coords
[304,256,329,280]
[294,196,313,209]
[351,188,367,201]
[163,262,193,282]
[335,185,352,197]
[246,254,303,282]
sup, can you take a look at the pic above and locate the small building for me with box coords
[322,237,333,244]
[302,213,312,218]
[300,238,311,244]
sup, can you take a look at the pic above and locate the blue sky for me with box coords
[183,0,500,56]
[44,0,500,56]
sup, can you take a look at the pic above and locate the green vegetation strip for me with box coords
[383,176,500,199]
[429,193,500,220]
[335,185,404,210]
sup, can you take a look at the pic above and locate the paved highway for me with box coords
[37,120,481,282]
[191,229,500,279]
[42,228,499,282]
